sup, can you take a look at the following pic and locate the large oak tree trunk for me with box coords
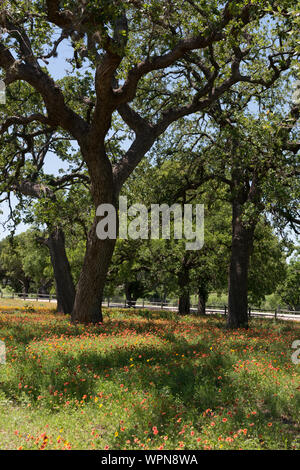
[179,293,190,315]
[71,219,117,323]
[227,200,255,329]
[46,227,75,314]
[71,151,117,324]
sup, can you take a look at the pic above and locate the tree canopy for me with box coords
[0,0,299,327]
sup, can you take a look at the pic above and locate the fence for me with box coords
[103,299,300,318]
[0,292,299,320]
[0,292,57,302]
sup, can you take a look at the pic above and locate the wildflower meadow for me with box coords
[0,304,299,451]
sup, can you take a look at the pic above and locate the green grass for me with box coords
[0,306,299,450]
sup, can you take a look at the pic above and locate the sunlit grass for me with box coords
[0,297,56,310]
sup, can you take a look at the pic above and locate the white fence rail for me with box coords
[0,292,299,321]
[0,292,57,302]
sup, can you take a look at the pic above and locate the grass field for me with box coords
[0,303,299,450]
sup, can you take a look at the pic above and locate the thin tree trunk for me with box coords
[227,200,255,329]
[125,282,134,307]
[178,269,190,315]
[46,227,75,314]
[22,278,31,295]
[13,181,75,314]
[125,283,132,304]
[197,284,208,316]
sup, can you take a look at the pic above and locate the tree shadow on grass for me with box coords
[1,311,299,448]
[1,334,228,404]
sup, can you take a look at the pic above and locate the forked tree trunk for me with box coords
[46,227,75,314]
[227,200,255,329]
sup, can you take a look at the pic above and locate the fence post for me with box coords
[248,306,251,318]
[224,305,227,316]
[107,297,110,308]
[142,299,145,309]
[275,308,277,320]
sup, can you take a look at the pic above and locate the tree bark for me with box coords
[178,268,190,315]
[125,282,132,304]
[46,227,75,314]
[227,200,255,329]
[71,218,117,323]
[179,293,190,315]
[71,151,117,324]
[125,282,140,307]
[197,284,208,316]
[21,278,31,295]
